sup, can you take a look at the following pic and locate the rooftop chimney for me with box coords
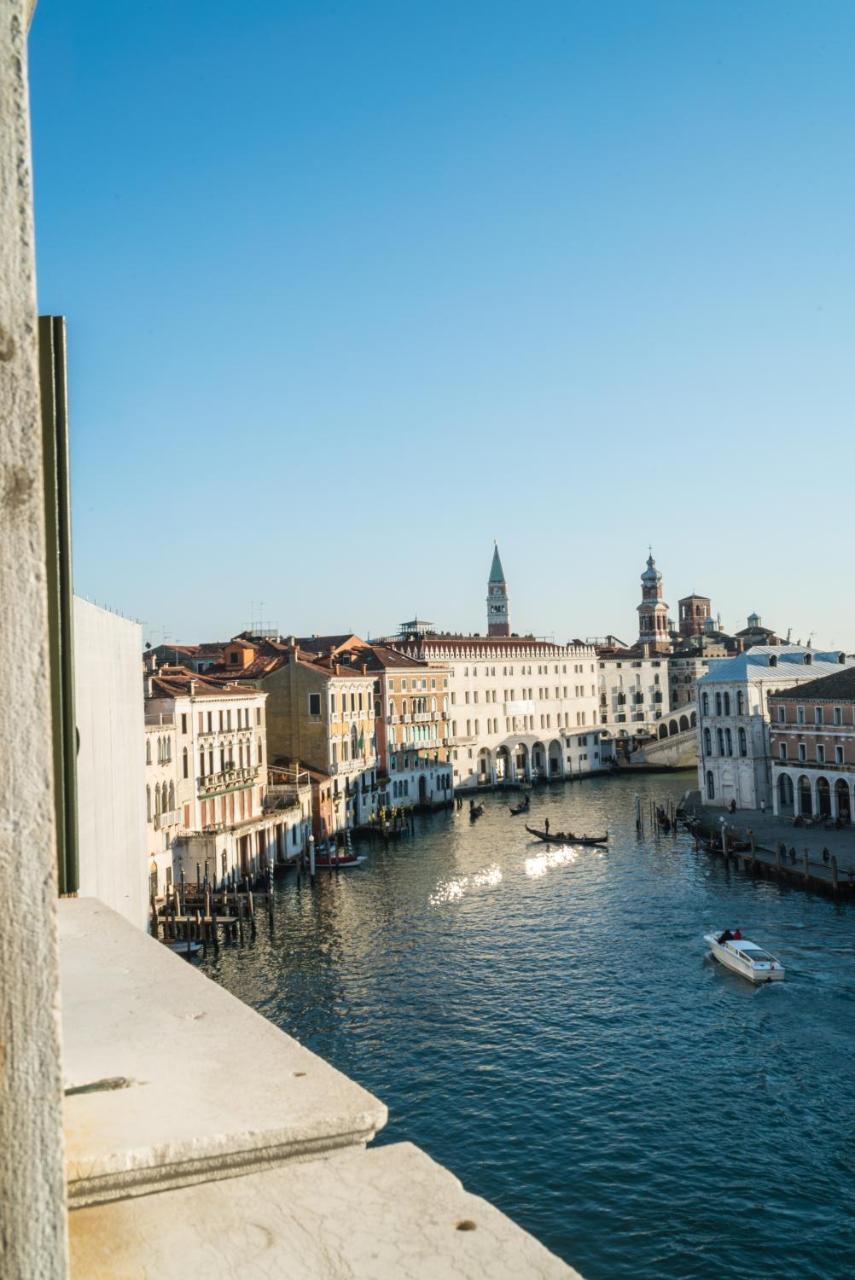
[189,679,197,695]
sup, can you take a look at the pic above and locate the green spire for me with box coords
[489,543,505,584]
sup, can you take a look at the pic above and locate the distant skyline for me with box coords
[29,1,855,650]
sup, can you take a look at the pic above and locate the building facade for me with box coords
[144,667,305,889]
[597,652,669,741]
[394,627,602,789]
[74,598,149,929]
[697,647,852,811]
[367,644,453,811]
[768,668,855,823]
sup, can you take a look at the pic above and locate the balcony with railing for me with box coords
[145,712,175,727]
[198,764,260,797]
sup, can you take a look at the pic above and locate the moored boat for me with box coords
[315,851,366,869]
[704,932,785,983]
[524,825,607,846]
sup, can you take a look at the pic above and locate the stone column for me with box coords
[0,2,69,1275]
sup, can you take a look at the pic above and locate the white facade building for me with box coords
[391,551,602,789]
[697,646,852,811]
[395,632,602,789]
[145,667,310,889]
[74,598,149,929]
[598,653,669,740]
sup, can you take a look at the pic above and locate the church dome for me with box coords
[641,553,661,585]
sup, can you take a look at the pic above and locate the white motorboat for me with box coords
[704,932,785,984]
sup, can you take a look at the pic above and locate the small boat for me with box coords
[524,825,607,846]
[469,803,484,821]
[700,837,752,854]
[508,798,530,816]
[315,850,366,870]
[704,933,785,984]
[165,940,203,959]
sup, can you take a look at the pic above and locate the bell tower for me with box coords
[637,550,670,651]
[487,543,510,637]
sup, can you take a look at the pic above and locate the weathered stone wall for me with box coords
[0,1,69,1273]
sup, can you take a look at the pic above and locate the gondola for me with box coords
[469,803,484,821]
[524,825,607,846]
[508,798,530,816]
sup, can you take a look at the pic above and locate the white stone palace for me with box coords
[390,547,603,789]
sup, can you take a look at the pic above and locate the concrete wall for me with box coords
[74,597,148,929]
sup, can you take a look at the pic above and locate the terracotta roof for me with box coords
[148,666,265,701]
[768,666,855,702]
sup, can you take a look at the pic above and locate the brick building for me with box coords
[769,667,855,823]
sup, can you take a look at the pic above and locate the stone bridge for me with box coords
[628,704,698,768]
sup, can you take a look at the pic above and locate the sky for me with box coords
[29,0,855,650]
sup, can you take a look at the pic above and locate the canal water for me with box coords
[201,773,854,1280]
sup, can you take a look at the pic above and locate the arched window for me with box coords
[717,728,724,754]
[725,728,733,756]
[702,692,709,716]
[168,782,175,810]
[706,770,715,799]
[146,739,151,765]
[351,724,359,758]
[723,693,731,716]
[182,747,188,779]
[715,692,723,716]
[738,727,747,756]
[703,728,712,755]
[736,691,744,715]
[199,750,205,777]
[402,699,408,715]
[146,785,151,821]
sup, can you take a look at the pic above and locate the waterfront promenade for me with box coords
[692,803,855,895]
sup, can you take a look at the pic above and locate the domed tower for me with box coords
[487,543,510,637]
[637,551,670,651]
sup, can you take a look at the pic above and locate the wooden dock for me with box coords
[685,820,855,898]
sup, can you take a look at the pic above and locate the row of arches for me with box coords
[657,711,697,739]
[146,735,172,765]
[146,780,175,822]
[701,690,745,718]
[476,738,579,785]
[776,773,852,822]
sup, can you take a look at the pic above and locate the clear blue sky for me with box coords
[30,1,855,649]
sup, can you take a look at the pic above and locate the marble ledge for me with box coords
[59,898,387,1208]
[70,1140,583,1280]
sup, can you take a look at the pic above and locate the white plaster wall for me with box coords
[74,597,147,929]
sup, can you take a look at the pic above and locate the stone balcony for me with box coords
[60,898,583,1279]
[198,764,259,796]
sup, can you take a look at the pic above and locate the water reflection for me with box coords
[201,773,855,1280]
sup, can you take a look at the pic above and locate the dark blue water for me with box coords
[201,774,855,1280]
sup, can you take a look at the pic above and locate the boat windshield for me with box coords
[742,950,775,964]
